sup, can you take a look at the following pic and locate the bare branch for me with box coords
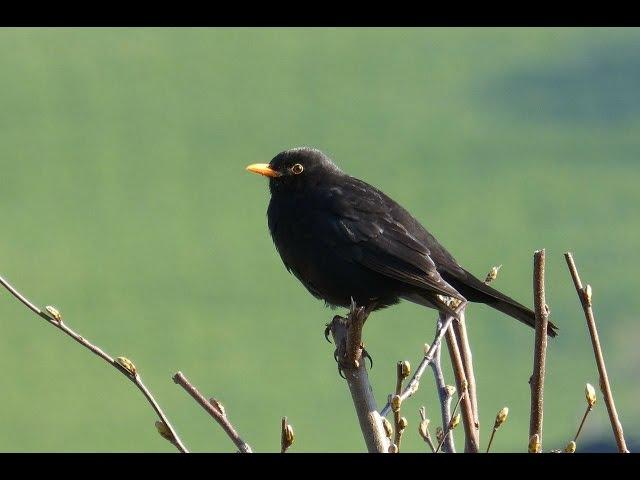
[328,304,391,453]
[172,371,252,453]
[0,273,188,453]
[392,361,410,450]
[418,406,436,452]
[486,407,509,453]
[435,392,464,453]
[573,406,592,446]
[564,252,629,453]
[573,383,597,446]
[452,311,480,446]
[445,320,480,452]
[430,340,455,453]
[380,313,456,417]
[529,249,549,451]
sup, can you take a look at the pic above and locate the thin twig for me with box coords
[380,313,456,417]
[486,407,508,453]
[0,273,188,453]
[529,249,549,452]
[172,371,252,453]
[393,361,409,450]
[564,252,629,453]
[486,427,497,453]
[445,319,480,452]
[573,406,592,444]
[430,339,455,453]
[418,406,436,452]
[452,311,479,444]
[329,303,390,453]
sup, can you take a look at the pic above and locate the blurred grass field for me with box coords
[1,27,638,452]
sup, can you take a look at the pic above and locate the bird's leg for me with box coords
[347,299,376,370]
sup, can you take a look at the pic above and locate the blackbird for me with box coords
[247,147,557,337]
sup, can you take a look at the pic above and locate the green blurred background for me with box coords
[1,28,638,452]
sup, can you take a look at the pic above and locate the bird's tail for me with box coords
[442,269,558,337]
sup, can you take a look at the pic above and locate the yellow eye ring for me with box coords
[291,163,304,175]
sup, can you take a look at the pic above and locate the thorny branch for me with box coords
[0,273,188,453]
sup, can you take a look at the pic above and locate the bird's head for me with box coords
[246,147,342,193]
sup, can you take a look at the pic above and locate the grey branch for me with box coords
[0,273,188,453]
[430,327,455,453]
[173,371,252,453]
[328,303,391,453]
[380,313,455,417]
[529,249,549,452]
[564,252,629,453]
[435,390,465,453]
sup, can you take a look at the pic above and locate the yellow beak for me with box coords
[245,163,281,178]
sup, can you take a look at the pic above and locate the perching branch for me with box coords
[444,316,480,452]
[529,249,549,452]
[328,302,391,453]
[0,273,188,453]
[564,252,629,453]
[172,371,252,453]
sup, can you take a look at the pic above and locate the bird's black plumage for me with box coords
[248,147,557,337]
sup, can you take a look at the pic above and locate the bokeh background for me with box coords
[1,28,638,452]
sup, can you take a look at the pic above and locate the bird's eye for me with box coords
[291,163,304,175]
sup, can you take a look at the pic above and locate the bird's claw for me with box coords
[324,323,332,343]
[332,348,347,378]
[361,345,373,369]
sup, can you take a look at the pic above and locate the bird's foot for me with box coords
[326,314,373,376]
[332,344,372,378]
[361,345,373,369]
[324,322,333,343]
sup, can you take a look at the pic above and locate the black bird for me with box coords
[246,147,557,337]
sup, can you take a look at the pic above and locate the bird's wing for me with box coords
[315,179,464,301]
